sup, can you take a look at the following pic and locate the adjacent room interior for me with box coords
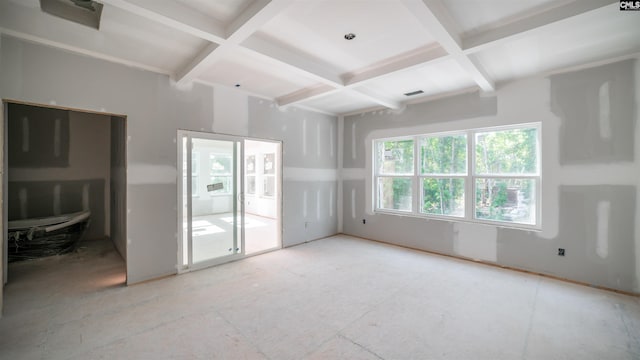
[0,0,639,359]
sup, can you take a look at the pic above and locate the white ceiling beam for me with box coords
[277,85,338,107]
[343,44,449,86]
[401,0,495,92]
[176,0,293,84]
[175,43,224,83]
[462,0,617,54]
[100,0,226,43]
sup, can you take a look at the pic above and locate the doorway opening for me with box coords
[2,101,127,294]
[178,131,281,272]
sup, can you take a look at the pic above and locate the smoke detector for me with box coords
[40,0,104,30]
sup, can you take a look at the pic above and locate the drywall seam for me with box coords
[351,188,356,219]
[316,122,321,158]
[303,190,308,218]
[329,186,334,218]
[127,164,176,185]
[329,123,334,158]
[453,222,498,262]
[283,167,337,181]
[302,117,307,156]
[316,190,320,221]
[342,168,366,181]
[596,200,610,259]
[599,81,611,139]
[558,164,637,185]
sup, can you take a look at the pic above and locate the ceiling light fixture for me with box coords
[344,33,356,40]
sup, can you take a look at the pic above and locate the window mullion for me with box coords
[467,130,474,221]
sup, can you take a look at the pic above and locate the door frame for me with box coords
[176,130,283,273]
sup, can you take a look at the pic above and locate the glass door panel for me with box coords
[179,132,243,270]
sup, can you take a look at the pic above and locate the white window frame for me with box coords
[209,153,232,196]
[373,123,541,230]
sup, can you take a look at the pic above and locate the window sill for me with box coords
[373,209,541,232]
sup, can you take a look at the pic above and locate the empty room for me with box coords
[0,0,639,359]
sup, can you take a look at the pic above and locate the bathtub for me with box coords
[8,211,91,262]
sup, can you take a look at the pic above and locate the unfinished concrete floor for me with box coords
[1,235,639,359]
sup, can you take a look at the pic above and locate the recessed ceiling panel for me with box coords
[257,0,437,75]
[173,0,252,24]
[357,59,477,102]
[98,5,208,72]
[0,0,207,73]
[473,5,640,83]
[442,0,563,36]
[298,90,380,115]
[198,50,319,99]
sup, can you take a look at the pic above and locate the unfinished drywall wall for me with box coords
[0,35,338,283]
[7,104,110,240]
[0,36,214,283]
[248,98,338,246]
[342,59,639,293]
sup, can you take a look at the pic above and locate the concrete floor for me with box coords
[1,235,639,359]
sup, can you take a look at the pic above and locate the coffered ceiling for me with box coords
[0,0,638,116]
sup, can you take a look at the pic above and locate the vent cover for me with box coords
[404,90,424,97]
[40,0,104,30]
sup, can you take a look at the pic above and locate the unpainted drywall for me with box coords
[0,35,339,283]
[342,59,639,293]
[7,104,111,240]
[551,60,635,165]
[0,36,214,283]
[248,98,338,246]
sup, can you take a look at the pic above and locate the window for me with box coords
[263,153,275,197]
[246,155,256,195]
[373,124,540,228]
[209,154,232,195]
[375,139,414,212]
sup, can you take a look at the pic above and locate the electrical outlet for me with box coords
[362,219,366,224]
[558,248,565,256]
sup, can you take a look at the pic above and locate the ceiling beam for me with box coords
[343,44,449,86]
[462,0,617,54]
[277,85,338,107]
[100,0,226,43]
[176,0,293,84]
[401,0,495,92]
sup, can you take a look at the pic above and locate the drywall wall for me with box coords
[7,104,111,240]
[0,35,338,283]
[0,36,214,283]
[342,59,639,293]
[110,116,126,260]
[248,99,338,246]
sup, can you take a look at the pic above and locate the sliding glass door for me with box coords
[179,132,243,270]
[178,131,282,272]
